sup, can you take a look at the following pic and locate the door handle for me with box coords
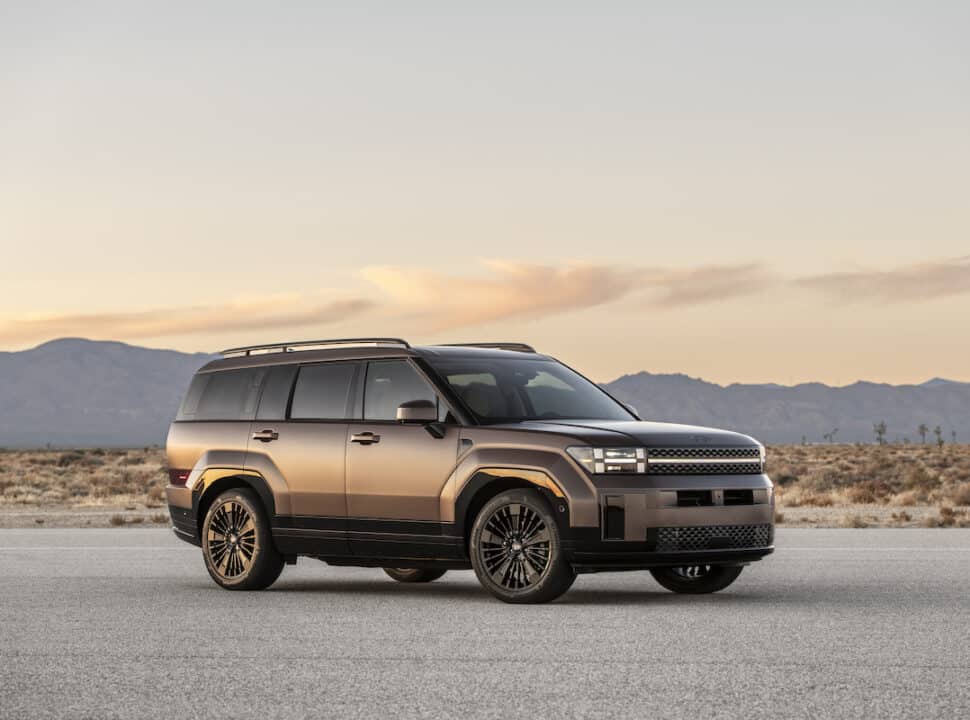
[350,432,381,445]
[252,429,279,442]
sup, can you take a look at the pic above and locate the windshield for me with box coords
[426,357,634,424]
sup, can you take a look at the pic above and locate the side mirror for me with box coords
[396,399,437,423]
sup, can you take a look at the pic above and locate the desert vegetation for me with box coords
[0,444,969,527]
[769,443,970,527]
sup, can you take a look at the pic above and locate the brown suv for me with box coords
[166,339,773,603]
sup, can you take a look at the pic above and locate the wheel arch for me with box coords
[195,469,276,537]
[455,469,569,554]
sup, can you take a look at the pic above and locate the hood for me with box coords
[495,419,760,448]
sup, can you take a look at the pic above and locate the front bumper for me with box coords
[561,472,775,572]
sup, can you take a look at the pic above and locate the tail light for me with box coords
[168,469,191,486]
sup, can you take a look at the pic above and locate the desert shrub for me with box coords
[903,467,938,492]
[950,483,970,506]
[840,514,868,528]
[109,514,125,526]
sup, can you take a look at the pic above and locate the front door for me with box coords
[345,359,460,558]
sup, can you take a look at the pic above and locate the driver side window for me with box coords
[363,360,440,421]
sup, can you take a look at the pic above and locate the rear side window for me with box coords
[363,360,438,421]
[177,369,263,421]
[256,365,298,420]
[290,363,357,420]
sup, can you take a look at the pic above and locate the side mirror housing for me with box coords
[396,399,437,423]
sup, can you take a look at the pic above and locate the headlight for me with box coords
[567,446,646,474]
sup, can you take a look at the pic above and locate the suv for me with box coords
[166,338,773,603]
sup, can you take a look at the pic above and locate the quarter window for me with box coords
[177,369,263,421]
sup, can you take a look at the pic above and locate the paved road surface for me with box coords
[1,529,968,719]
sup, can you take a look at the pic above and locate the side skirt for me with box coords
[271,515,465,561]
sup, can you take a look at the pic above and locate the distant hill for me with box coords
[0,339,214,448]
[0,339,966,447]
[604,372,969,444]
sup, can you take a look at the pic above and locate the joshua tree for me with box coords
[918,423,929,444]
[873,421,887,445]
[822,428,839,444]
[953,430,958,444]
[934,425,944,449]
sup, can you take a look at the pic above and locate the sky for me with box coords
[2,1,969,385]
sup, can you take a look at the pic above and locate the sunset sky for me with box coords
[2,2,969,385]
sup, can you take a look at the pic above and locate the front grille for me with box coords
[647,447,762,475]
[649,447,760,459]
[656,524,773,552]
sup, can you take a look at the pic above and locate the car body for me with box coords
[166,339,773,602]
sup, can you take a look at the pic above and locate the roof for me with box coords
[197,341,549,373]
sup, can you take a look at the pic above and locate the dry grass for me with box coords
[0,448,167,509]
[770,443,970,510]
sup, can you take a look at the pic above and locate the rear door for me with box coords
[246,361,360,556]
[345,359,460,557]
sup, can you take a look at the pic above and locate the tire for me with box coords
[202,488,284,590]
[469,489,576,604]
[383,568,448,583]
[650,564,743,594]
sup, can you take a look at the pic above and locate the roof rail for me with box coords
[439,342,536,353]
[220,338,411,357]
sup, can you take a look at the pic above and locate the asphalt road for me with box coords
[1,529,968,719]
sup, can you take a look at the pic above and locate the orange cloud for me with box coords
[362,261,641,330]
[363,260,774,330]
[0,296,374,346]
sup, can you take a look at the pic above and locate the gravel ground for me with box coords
[1,528,968,719]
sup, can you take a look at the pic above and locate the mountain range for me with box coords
[0,338,966,447]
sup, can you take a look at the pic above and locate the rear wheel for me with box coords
[383,568,447,583]
[650,564,743,594]
[470,489,576,604]
[202,488,284,590]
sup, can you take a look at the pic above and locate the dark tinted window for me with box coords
[290,363,357,420]
[177,369,263,421]
[426,357,632,423]
[256,365,298,420]
[364,360,437,421]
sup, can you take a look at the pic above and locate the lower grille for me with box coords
[656,524,773,552]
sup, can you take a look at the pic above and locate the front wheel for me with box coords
[383,568,447,583]
[470,489,576,604]
[650,564,743,594]
[202,488,284,590]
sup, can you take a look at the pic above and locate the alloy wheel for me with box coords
[478,503,551,590]
[672,565,712,580]
[207,500,257,579]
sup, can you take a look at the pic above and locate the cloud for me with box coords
[795,256,970,303]
[362,260,775,331]
[362,261,640,330]
[647,263,777,308]
[0,296,374,347]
